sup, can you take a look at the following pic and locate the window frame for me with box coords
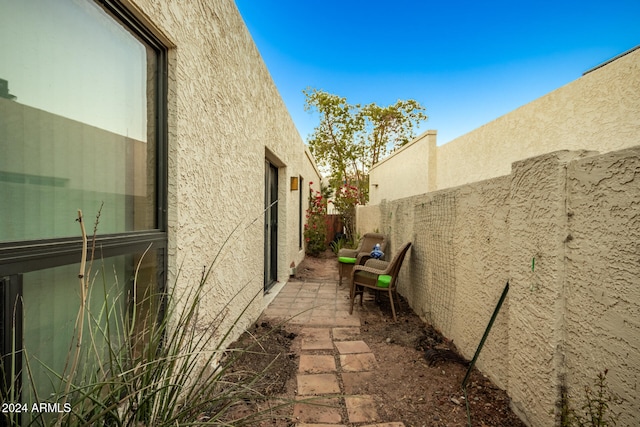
[0,0,169,406]
[0,0,169,277]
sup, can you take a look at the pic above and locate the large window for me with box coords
[0,0,167,410]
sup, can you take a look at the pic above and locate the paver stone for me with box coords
[299,355,336,373]
[297,373,340,395]
[293,397,342,424]
[335,340,371,354]
[345,395,379,423]
[340,352,377,372]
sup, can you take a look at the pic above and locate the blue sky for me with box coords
[235,0,639,146]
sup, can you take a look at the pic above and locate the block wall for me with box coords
[357,146,640,426]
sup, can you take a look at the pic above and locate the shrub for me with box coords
[331,183,360,243]
[329,236,346,255]
[304,182,328,256]
[563,369,622,427]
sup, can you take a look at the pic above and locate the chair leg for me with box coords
[393,288,402,314]
[349,282,355,314]
[388,289,397,322]
[350,286,363,313]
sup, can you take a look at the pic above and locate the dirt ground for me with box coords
[224,251,526,427]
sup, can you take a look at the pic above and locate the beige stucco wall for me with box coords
[368,130,437,205]
[355,204,383,236]
[369,46,640,200]
[361,177,511,390]
[506,151,588,426]
[357,146,640,427]
[564,146,640,427]
[127,0,321,346]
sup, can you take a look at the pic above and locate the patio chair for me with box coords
[337,233,387,286]
[349,242,412,322]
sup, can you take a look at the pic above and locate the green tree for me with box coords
[303,89,365,197]
[304,88,427,202]
[361,99,428,165]
[304,88,426,239]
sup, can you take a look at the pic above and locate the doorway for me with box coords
[264,160,278,291]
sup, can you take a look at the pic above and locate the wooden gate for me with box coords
[325,214,344,246]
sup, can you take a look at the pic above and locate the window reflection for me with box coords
[21,249,160,419]
[0,0,149,138]
[0,0,158,241]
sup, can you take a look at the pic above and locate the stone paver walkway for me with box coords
[261,278,406,427]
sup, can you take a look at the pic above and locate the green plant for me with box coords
[331,183,359,243]
[304,181,328,256]
[347,231,361,250]
[565,369,622,427]
[329,236,347,255]
[2,209,294,427]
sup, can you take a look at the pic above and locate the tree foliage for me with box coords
[303,89,365,197]
[303,88,427,205]
[362,99,428,165]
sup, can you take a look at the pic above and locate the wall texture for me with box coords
[506,151,586,426]
[357,146,640,427]
[368,130,437,205]
[126,0,321,346]
[564,146,640,427]
[369,46,640,200]
[365,178,512,390]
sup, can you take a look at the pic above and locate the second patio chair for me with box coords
[349,242,412,322]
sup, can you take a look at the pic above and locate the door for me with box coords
[264,161,278,291]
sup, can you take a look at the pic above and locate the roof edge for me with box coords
[583,45,640,75]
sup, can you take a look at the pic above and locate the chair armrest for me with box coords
[364,259,389,271]
[353,260,392,276]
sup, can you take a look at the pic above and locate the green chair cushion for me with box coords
[338,257,357,264]
[376,275,392,288]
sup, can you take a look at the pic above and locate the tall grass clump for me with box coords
[2,206,292,426]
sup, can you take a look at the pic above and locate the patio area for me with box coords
[263,280,360,327]
[257,256,525,427]
[261,276,407,427]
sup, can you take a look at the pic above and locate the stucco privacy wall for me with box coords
[357,146,640,427]
[368,130,437,205]
[360,176,512,391]
[369,46,640,200]
[506,151,589,426]
[126,0,321,345]
[564,146,640,427]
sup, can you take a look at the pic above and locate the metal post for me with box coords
[462,281,510,426]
